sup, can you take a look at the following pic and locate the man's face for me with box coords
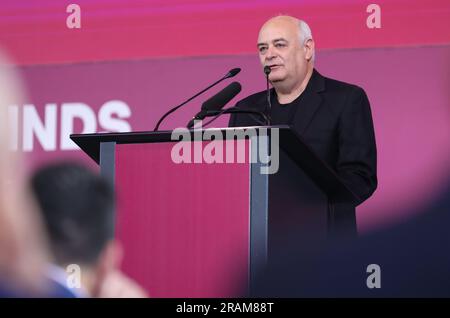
[257,18,309,85]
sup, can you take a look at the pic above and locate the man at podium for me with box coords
[229,15,377,206]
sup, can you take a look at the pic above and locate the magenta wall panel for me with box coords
[1,0,449,65]
[115,141,250,297]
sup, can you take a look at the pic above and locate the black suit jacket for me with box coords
[229,69,377,205]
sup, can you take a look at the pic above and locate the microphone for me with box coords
[263,66,272,125]
[153,68,241,131]
[187,81,242,129]
[226,68,241,77]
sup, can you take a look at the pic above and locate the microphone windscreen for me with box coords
[202,81,242,111]
[227,68,241,78]
[264,66,271,75]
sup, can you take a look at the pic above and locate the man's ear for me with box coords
[91,240,123,296]
[304,38,315,61]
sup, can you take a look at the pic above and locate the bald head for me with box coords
[259,16,314,54]
[259,16,300,40]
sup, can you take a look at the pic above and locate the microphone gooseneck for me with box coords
[201,107,269,128]
[264,66,272,125]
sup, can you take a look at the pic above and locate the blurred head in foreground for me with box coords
[30,161,147,297]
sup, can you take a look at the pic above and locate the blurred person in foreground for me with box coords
[30,162,148,298]
[0,49,54,297]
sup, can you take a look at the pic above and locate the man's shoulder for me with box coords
[318,71,371,116]
[320,72,367,98]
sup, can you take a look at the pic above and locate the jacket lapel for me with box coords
[292,69,325,135]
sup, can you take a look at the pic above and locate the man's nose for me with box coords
[266,46,276,60]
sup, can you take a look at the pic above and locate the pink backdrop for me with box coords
[1,0,449,233]
[1,0,449,65]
